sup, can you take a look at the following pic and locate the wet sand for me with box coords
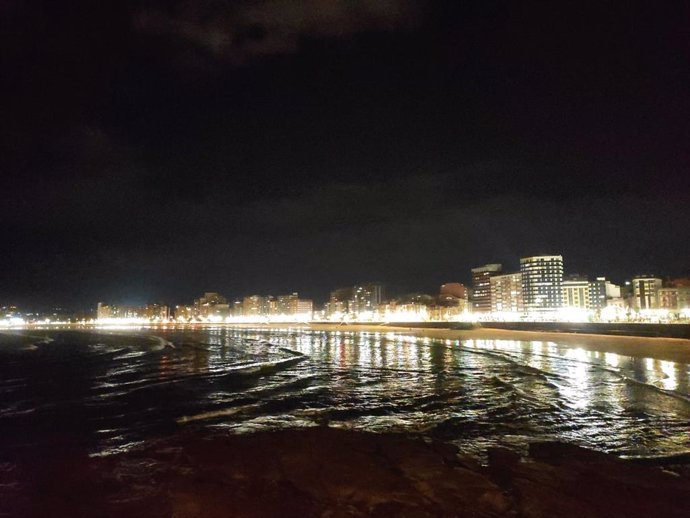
[226,322,690,364]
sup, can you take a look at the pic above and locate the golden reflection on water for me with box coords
[657,360,678,392]
[604,352,619,368]
[559,348,591,409]
[165,328,690,421]
[32,327,687,458]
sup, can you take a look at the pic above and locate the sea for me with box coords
[1,326,690,462]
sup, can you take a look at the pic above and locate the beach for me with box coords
[225,322,690,363]
[3,325,690,517]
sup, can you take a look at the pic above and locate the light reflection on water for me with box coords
[0,328,689,460]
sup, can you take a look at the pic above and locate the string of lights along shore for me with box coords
[80,254,687,326]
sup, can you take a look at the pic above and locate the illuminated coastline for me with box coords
[2,253,689,328]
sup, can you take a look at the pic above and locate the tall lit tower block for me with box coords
[471,264,502,312]
[520,255,564,314]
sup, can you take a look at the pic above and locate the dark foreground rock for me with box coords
[4,428,690,517]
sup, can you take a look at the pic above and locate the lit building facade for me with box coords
[175,305,194,321]
[276,294,297,315]
[677,288,690,310]
[294,299,314,316]
[520,255,564,314]
[324,283,384,319]
[326,287,353,317]
[97,302,112,320]
[588,277,621,311]
[632,277,662,310]
[194,292,229,319]
[243,295,269,317]
[275,293,313,317]
[380,301,429,321]
[562,277,590,309]
[588,278,606,310]
[658,287,690,312]
[490,272,523,314]
[471,264,502,313]
[351,283,384,315]
[97,302,169,321]
[142,303,170,320]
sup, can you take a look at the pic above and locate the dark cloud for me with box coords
[1,1,688,308]
[20,173,683,306]
[134,0,422,66]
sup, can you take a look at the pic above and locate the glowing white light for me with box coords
[556,307,590,322]
[658,360,678,391]
[604,352,619,368]
[600,305,625,322]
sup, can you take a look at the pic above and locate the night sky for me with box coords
[2,1,689,308]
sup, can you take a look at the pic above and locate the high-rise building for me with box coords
[196,292,227,306]
[97,303,169,321]
[562,276,590,309]
[632,276,662,310]
[194,292,229,319]
[490,272,523,313]
[351,283,384,314]
[175,305,194,321]
[294,299,314,316]
[326,287,353,317]
[471,264,502,313]
[588,277,621,311]
[588,278,606,310]
[143,304,170,320]
[520,255,564,314]
[275,293,296,315]
[275,293,313,317]
[97,302,112,319]
[243,295,269,317]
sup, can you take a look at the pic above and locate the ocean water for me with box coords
[1,327,689,461]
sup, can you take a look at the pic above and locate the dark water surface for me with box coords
[1,327,690,461]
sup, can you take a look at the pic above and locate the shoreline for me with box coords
[220,322,690,364]
[18,322,690,363]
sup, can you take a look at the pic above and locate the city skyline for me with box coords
[3,3,690,515]
[6,251,689,321]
